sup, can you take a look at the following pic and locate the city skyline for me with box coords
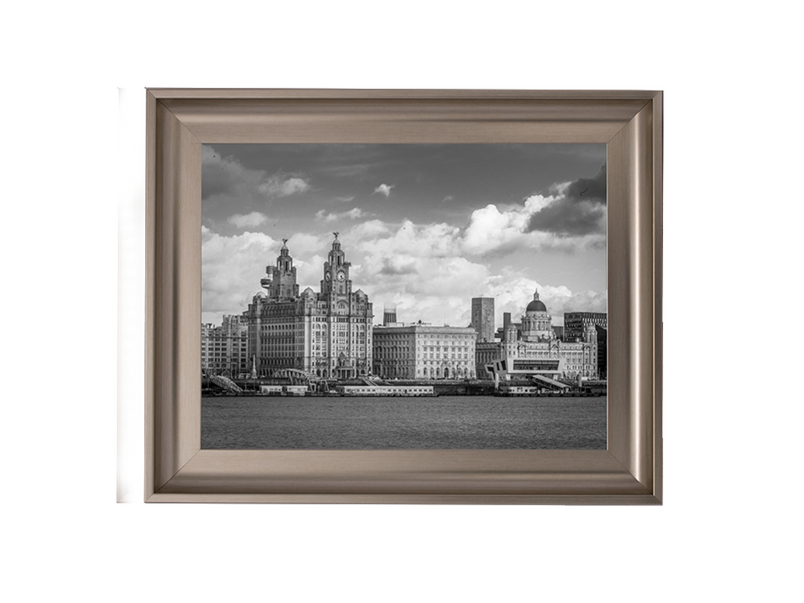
[202,144,607,328]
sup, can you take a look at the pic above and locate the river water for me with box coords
[201,395,606,450]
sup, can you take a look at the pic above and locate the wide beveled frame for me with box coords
[145,89,662,504]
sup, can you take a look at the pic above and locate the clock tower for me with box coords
[246,232,373,381]
[320,232,352,295]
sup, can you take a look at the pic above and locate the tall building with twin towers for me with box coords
[243,233,373,379]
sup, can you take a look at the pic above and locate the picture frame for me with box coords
[145,89,662,504]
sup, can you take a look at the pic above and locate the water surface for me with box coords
[202,395,606,449]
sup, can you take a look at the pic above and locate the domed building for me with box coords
[243,234,373,379]
[487,289,600,385]
[521,290,554,341]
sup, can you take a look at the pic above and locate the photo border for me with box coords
[145,89,662,504]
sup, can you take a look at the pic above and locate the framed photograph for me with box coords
[145,89,662,504]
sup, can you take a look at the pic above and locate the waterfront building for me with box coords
[372,323,477,380]
[470,297,495,342]
[492,312,513,341]
[337,384,435,397]
[487,290,599,382]
[594,325,607,379]
[243,234,373,379]
[475,341,502,378]
[564,311,607,379]
[201,314,249,376]
[564,312,607,341]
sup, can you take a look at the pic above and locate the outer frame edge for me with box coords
[144,89,662,504]
[146,88,662,100]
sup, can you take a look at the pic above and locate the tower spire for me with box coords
[264,239,299,299]
[322,234,351,294]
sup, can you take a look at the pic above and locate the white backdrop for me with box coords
[3,2,802,601]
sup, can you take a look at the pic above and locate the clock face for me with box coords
[336,271,346,282]
[324,272,331,281]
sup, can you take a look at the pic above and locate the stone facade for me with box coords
[373,324,477,380]
[201,315,249,376]
[244,235,373,379]
[564,311,607,379]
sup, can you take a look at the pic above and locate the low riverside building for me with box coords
[337,384,435,396]
[475,341,502,378]
[259,384,308,396]
[372,323,477,380]
[498,383,569,396]
[201,315,249,376]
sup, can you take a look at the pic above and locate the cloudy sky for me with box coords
[202,144,607,328]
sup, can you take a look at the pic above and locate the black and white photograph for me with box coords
[201,144,609,449]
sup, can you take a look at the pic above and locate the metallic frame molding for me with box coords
[145,89,662,504]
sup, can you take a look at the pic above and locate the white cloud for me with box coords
[201,229,330,325]
[315,207,368,223]
[350,219,392,240]
[484,273,606,327]
[374,183,394,197]
[202,212,606,330]
[548,181,572,196]
[227,212,268,228]
[201,228,278,325]
[258,174,311,198]
[329,218,606,328]
[462,203,530,255]
[352,219,462,260]
[461,194,605,256]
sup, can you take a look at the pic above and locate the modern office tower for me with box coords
[383,305,397,326]
[470,297,495,343]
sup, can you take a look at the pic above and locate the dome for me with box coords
[526,299,547,312]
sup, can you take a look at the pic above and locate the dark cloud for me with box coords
[565,164,606,205]
[202,152,239,198]
[525,164,606,237]
[202,146,265,204]
[526,200,606,236]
